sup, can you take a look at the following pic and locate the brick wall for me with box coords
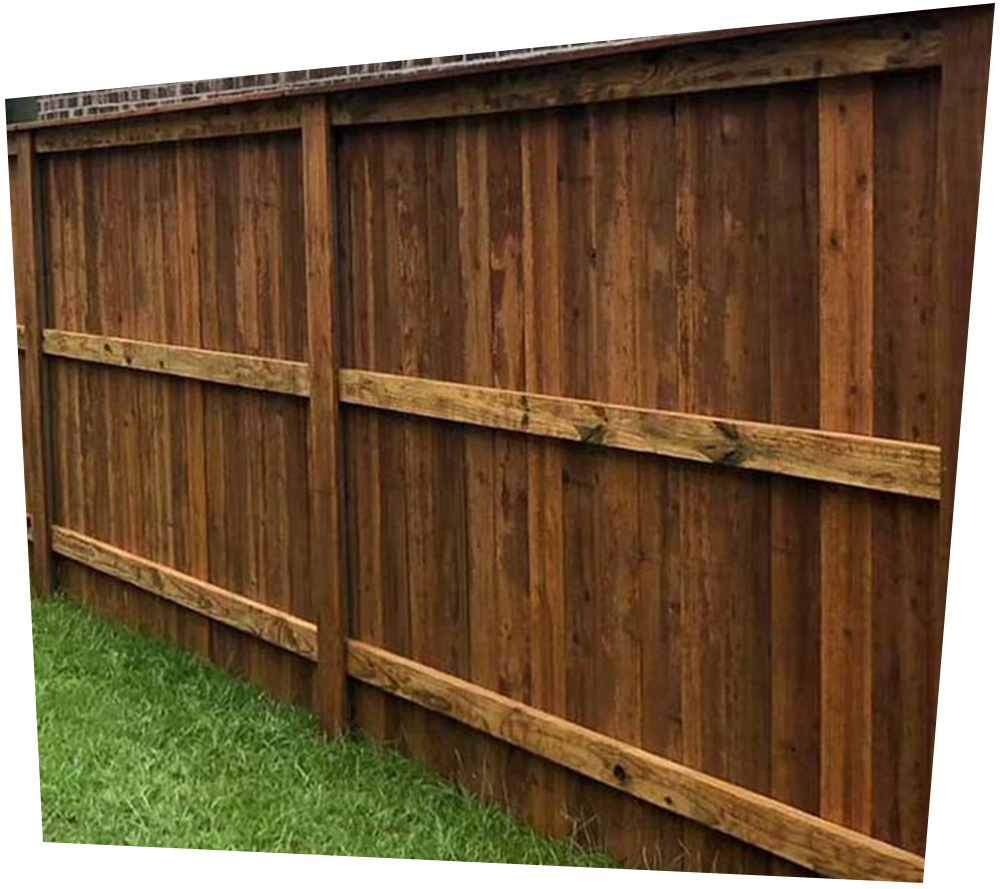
[36,42,626,120]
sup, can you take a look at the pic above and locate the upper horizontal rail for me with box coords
[14,13,941,152]
[330,15,942,128]
[35,100,300,155]
[17,328,943,497]
[8,11,941,139]
[42,330,310,397]
[340,369,942,499]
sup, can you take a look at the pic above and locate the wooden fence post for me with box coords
[16,132,55,597]
[302,96,348,735]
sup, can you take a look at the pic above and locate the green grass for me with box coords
[31,596,615,866]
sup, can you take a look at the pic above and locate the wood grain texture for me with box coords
[818,75,875,834]
[329,64,967,872]
[329,15,942,127]
[52,526,318,659]
[42,329,310,395]
[302,96,347,734]
[764,82,823,875]
[347,639,924,882]
[15,133,55,595]
[35,133,315,706]
[340,369,940,499]
[872,69,940,855]
[8,11,951,139]
[35,100,300,154]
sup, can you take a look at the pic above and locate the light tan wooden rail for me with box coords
[17,331,944,497]
[340,369,942,500]
[42,330,310,397]
[49,523,925,880]
[51,526,317,659]
[348,640,924,882]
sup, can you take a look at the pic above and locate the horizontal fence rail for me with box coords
[42,330,310,397]
[348,642,925,882]
[340,369,942,499]
[18,14,945,151]
[51,527,318,659]
[34,101,301,155]
[17,330,943,497]
[329,15,943,127]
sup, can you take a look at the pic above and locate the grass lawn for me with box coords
[31,596,615,866]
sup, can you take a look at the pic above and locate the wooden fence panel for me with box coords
[38,134,315,705]
[335,62,955,866]
[8,6,992,879]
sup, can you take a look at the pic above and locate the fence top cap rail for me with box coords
[6,7,950,136]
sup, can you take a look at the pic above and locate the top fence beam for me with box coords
[16,11,943,154]
[329,13,942,127]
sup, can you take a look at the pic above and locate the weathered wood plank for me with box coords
[346,639,925,882]
[339,369,941,499]
[42,329,310,396]
[302,96,347,735]
[51,525,318,660]
[630,97,688,866]
[454,116,504,803]
[16,324,26,350]
[16,132,55,595]
[521,108,569,839]
[818,75,875,835]
[872,69,940,854]
[329,16,941,128]
[35,101,300,154]
[764,82,823,854]
[174,139,212,659]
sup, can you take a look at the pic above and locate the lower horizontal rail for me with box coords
[348,641,924,882]
[42,330,311,397]
[49,525,924,880]
[340,369,942,500]
[51,526,318,659]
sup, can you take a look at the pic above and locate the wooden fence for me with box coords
[8,6,993,880]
